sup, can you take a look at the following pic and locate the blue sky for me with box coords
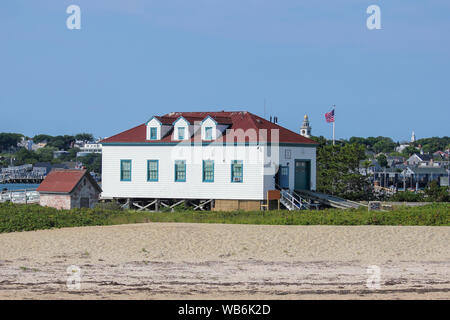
[1,0,449,142]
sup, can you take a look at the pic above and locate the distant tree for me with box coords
[46,135,75,150]
[58,148,80,162]
[75,133,94,142]
[389,151,404,157]
[316,143,373,200]
[35,146,58,163]
[402,145,418,157]
[348,136,396,153]
[424,181,450,202]
[376,154,388,168]
[32,134,53,144]
[0,133,23,152]
[373,138,396,153]
[79,153,102,173]
[14,148,38,165]
[416,137,450,153]
[310,136,329,148]
[348,136,367,146]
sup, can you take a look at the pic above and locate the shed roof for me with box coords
[37,169,102,194]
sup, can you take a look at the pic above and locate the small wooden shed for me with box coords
[37,169,102,210]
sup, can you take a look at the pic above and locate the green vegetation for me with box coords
[79,153,102,173]
[390,191,424,202]
[415,137,450,154]
[376,153,388,168]
[0,132,101,173]
[0,133,24,153]
[348,136,396,153]
[0,202,448,233]
[315,143,372,200]
[389,181,450,202]
[313,135,449,156]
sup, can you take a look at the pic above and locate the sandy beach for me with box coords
[0,223,449,299]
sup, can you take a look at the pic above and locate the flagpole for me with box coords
[333,121,335,145]
[332,105,335,145]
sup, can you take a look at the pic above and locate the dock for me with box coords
[296,190,366,209]
[0,175,44,184]
[0,189,40,204]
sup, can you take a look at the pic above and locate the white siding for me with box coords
[102,145,266,200]
[280,146,316,191]
[262,145,316,198]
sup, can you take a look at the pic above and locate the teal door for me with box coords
[294,160,310,190]
[278,166,289,189]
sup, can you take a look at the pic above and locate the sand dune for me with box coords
[0,223,449,299]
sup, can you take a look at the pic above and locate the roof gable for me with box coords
[172,116,191,126]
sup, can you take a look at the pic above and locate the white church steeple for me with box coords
[300,114,312,138]
[411,131,416,143]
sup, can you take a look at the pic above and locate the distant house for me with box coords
[406,153,434,167]
[37,169,102,210]
[395,142,411,153]
[359,159,381,175]
[33,162,53,175]
[402,167,449,188]
[31,142,46,151]
[80,143,102,154]
[387,156,405,168]
[433,150,449,160]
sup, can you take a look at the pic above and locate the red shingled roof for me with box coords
[37,169,101,194]
[101,111,318,145]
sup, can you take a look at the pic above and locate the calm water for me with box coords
[0,184,39,191]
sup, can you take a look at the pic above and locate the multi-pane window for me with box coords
[175,160,186,182]
[120,160,132,181]
[205,127,213,140]
[178,127,185,140]
[150,127,157,140]
[147,160,158,181]
[231,160,243,183]
[202,160,214,182]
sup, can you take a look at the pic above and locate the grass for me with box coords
[0,202,448,233]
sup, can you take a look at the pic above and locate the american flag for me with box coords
[325,109,335,123]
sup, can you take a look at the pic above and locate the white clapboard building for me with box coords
[100,111,318,211]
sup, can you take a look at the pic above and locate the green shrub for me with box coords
[0,202,448,233]
[424,181,450,202]
[390,191,424,202]
[95,201,123,211]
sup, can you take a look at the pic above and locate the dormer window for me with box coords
[146,116,162,140]
[150,127,158,140]
[172,116,190,141]
[201,116,218,141]
[205,127,213,140]
[178,127,185,140]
